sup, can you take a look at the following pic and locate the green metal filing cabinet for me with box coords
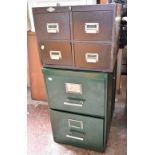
[42,67,116,152]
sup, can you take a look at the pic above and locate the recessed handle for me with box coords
[85,23,99,34]
[50,51,62,60]
[85,53,99,63]
[47,23,59,33]
[66,135,84,141]
[64,100,83,107]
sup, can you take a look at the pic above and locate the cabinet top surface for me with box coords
[32,3,120,13]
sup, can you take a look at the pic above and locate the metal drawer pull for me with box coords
[65,83,82,94]
[66,135,84,141]
[47,23,59,33]
[85,53,99,63]
[64,101,83,107]
[50,51,62,60]
[85,23,99,33]
[68,119,83,129]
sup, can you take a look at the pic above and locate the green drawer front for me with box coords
[43,68,108,117]
[50,110,104,152]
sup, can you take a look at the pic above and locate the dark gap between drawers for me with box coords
[50,108,105,119]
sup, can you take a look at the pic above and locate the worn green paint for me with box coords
[42,67,116,152]
[42,68,108,80]
[50,109,104,152]
[43,68,108,117]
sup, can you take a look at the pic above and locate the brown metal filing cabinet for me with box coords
[33,4,122,71]
[33,3,122,152]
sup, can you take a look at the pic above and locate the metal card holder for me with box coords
[68,119,83,129]
[47,23,59,33]
[85,23,99,34]
[50,50,62,60]
[65,83,82,94]
[85,53,99,63]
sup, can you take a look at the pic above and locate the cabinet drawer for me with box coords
[50,110,104,152]
[33,10,70,41]
[74,42,111,70]
[72,11,113,41]
[43,68,107,117]
[39,41,73,66]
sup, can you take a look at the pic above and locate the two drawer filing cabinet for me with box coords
[33,3,122,152]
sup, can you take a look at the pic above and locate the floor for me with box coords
[27,76,127,155]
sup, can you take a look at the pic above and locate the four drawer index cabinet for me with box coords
[33,3,122,152]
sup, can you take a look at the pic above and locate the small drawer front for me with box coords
[33,12,70,41]
[43,68,107,117]
[72,11,113,41]
[74,43,111,70]
[39,41,73,66]
[50,110,104,152]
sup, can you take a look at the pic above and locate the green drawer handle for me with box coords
[66,134,84,141]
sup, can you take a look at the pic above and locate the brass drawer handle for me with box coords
[46,23,59,33]
[85,53,99,63]
[50,51,62,60]
[64,101,83,107]
[66,135,84,141]
[85,23,99,34]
